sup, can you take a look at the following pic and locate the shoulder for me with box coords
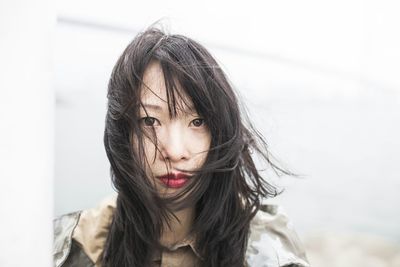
[246,204,310,267]
[53,195,117,267]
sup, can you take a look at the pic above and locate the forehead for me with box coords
[140,61,193,111]
[141,61,165,99]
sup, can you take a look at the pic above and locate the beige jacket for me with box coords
[53,195,309,267]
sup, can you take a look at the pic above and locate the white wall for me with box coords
[0,0,55,266]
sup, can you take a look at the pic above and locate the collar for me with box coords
[151,232,203,262]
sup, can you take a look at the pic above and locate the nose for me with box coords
[159,123,189,163]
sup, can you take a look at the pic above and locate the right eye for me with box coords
[140,117,160,127]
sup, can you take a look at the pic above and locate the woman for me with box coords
[53,28,309,267]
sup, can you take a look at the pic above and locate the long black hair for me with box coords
[102,27,287,267]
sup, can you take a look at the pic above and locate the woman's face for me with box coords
[138,61,211,195]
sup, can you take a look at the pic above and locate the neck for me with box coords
[160,206,194,248]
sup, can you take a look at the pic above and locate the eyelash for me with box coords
[139,117,205,127]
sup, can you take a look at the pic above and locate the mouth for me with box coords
[157,172,190,189]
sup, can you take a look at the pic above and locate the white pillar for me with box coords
[0,0,55,266]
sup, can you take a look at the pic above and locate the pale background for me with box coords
[2,0,399,266]
[55,0,400,238]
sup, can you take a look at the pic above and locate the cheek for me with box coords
[142,139,159,179]
[143,138,157,162]
[131,133,157,165]
[201,130,212,150]
[193,131,211,165]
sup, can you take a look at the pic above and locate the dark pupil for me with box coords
[144,117,154,126]
[193,119,202,126]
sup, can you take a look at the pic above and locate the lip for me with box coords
[157,173,190,189]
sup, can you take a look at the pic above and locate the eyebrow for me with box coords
[141,103,196,113]
[142,103,163,111]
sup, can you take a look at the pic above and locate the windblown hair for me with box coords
[102,27,286,267]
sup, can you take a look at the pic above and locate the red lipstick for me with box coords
[157,173,190,189]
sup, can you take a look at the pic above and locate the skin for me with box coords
[139,61,211,247]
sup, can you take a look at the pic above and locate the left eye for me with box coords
[190,118,205,127]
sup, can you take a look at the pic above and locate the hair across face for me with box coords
[102,28,281,267]
[138,60,211,197]
[105,28,249,207]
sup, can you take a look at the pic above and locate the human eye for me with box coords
[140,117,160,127]
[189,118,205,127]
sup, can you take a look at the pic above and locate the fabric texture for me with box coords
[53,195,310,267]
